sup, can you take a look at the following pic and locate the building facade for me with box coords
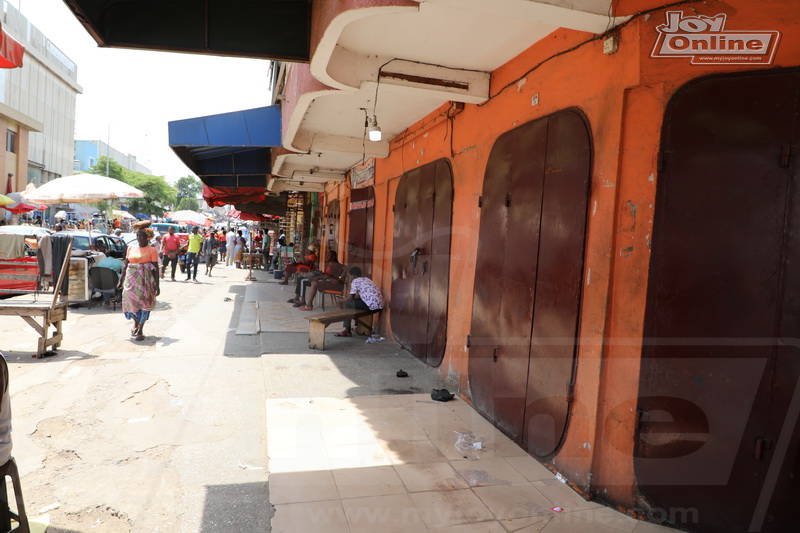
[62,1,800,531]
[74,139,152,175]
[1,0,81,193]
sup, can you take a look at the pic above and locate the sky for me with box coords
[14,0,274,183]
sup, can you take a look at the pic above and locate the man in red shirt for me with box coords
[160,226,181,281]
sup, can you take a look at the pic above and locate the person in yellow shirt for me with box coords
[185,226,204,282]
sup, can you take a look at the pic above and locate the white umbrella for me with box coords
[23,173,144,204]
[24,174,145,243]
[113,209,136,220]
[166,210,208,226]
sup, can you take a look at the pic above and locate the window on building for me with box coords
[6,130,15,153]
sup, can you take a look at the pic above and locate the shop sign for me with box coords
[350,158,375,189]
[651,11,780,65]
[349,198,374,211]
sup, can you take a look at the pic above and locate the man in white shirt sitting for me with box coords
[335,266,384,337]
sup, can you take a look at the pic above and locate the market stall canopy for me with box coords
[0,194,12,207]
[0,192,47,213]
[169,106,281,189]
[0,23,24,69]
[23,173,144,204]
[234,195,288,218]
[202,186,269,208]
[61,0,310,61]
[229,209,280,222]
[113,210,136,220]
[165,210,211,226]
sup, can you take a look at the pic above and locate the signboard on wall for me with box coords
[350,158,375,189]
[651,11,780,65]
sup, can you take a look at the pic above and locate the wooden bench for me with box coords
[307,308,379,350]
[0,240,72,357]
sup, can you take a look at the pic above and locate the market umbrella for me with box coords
[165,210,209,226]
[0,194,12,207]
[1,192,43,213]
[23,173,144,204]
[112,209,136,220]
[24,173,144,240]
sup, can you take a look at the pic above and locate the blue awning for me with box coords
[168,106,281,188]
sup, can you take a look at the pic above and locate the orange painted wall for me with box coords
[321,0,800,509]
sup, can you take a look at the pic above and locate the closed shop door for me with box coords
[469,110,591,449]
[637,69,800,533]
[390,159,453,366]
[348,187,374,278]
[326,199,340,256]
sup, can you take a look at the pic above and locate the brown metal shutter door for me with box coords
[470,118,548,441]
[348,187,374,278]
[390,160,453,366]
[637,69,800,533]
[426,160,454,366]
[524,110,591,457]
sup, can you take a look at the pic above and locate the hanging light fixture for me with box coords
[368,116,382,142]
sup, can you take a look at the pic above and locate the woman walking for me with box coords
[203,231,220,276]
[117,229,160,341]
[234,230,245,268]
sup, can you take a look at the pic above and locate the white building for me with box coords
[1,1,81,193]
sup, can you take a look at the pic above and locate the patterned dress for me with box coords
[122,245,159,323]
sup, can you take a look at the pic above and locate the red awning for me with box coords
[0,24,24,69]
[202,186,268,208]
[229,209,280,222]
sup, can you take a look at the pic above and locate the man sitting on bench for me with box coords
[334,266,384,337]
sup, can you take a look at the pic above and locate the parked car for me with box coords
[119,232,139,247]
[52,231,127,259]
[0,225,52,251]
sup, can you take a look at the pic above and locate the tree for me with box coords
[126,173,178,215]
[177,197,199,211]
[90,157,126,181]
[176,175,202,204]
[89,158,179,215]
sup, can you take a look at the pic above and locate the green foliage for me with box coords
[89,157,178,215]
[176,197,199,211]
[90,157,126,181]
[176,176,202,203]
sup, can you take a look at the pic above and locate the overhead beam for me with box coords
[414,0,628,34]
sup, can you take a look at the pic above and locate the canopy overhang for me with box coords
[61,0,311,61]
[169,106,282,189]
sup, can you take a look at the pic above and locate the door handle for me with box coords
[755,437,772,460]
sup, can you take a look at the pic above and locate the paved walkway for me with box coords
[245,269,678,533]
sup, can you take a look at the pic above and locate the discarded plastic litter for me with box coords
[396,370,409,378]
[555,473,567,484]
[365,336,384,344]
[454,431,484,458]
[224,297,232,302]
[551,506,565,513]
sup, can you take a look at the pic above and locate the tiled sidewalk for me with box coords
[266,394,677,533]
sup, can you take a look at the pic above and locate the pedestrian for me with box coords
[203,231,219,276]
[234,230,245,269]
[185,226,203,282]
[225,227,236,267]
[334,266,384,337]
[218,229,228,262]
[160,226,181,281]
[117,229,160,341]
